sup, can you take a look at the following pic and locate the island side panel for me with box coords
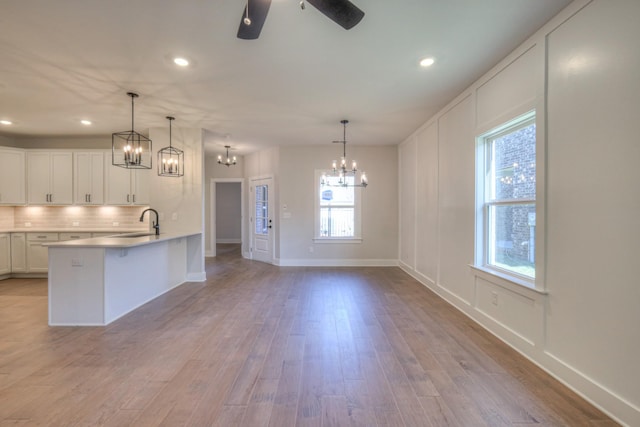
[186,233,206,282]
[48,247,106,326]
[103,237,188,324]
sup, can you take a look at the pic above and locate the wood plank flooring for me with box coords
[0,244,617,426]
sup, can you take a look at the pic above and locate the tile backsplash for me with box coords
[12,206,148,229]
[0,206,14,229]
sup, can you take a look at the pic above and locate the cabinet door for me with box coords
[105,155,133,205]
[27,152,51,204]
[10,233,26,273]
[0,148,26,205]
[0,234,10,275]
[50,152,73,204]
[132,170,150,205]
[27,241,50,273]
[75,152,104,205]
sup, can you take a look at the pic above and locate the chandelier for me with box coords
[112,92,152,169]
[218,145,237,167]
[321,119,368,188]
[157,116,184,177]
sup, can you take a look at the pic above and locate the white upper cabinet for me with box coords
[104,154,149,205]
[0,147,26,205]
[27,151,73,205]
[74,151,104,205]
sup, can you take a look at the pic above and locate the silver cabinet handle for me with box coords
[132,194,136,203]
[127,194,130,203]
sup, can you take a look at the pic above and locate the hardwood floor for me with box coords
[0,244,617,426]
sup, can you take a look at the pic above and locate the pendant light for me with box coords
[112,92,152,169]
[157,116,184,177]
[321,119,368,188]
[217,145,237,167]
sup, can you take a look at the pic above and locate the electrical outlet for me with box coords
[171,212,178,220]
[112,221,119,226]
[25,222,32,227]
[71,258,83,267]
[491,291,498,306]
[308,246,314,253]
[72,221,80,227]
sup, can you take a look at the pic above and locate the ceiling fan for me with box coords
[237,0,365,40]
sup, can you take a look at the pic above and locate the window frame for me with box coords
[314,169,362,242]
[475,110,537,287]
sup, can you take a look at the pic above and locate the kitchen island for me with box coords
[45,231,204,326]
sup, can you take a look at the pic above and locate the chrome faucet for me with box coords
[140,208,160,235]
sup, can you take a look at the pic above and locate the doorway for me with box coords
[250,176,274,264]
[210,179,244,258]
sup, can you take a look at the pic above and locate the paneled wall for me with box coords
[397,1,639,425]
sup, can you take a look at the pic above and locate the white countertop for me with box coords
[43,231,201,248]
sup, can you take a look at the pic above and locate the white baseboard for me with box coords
[397,263,638,427]
[275,258,399,267]
[186,272,206,282]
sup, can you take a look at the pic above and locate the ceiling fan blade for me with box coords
[306,0,364,30]
[237,0,272,40]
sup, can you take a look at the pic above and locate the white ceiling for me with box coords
[0,0,571,154]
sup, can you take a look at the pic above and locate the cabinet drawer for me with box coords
[26,233,59,241]
[59,232,92,241]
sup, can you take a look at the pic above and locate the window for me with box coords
[255,184,268,235]
[477,112,536,280]
[315,171,361,240]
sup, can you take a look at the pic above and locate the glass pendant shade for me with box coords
[112,92,152,169]
[158,116,184,177]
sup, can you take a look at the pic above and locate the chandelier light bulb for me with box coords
[323,119,369,188]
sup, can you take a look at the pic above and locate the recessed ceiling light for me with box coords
[0,120,12,125]
[419,57,435,67]
[80,119,92,126]
[173,57,189,67]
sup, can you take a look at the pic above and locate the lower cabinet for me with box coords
[10,233,26,273]
[3,231,123,277]
[26,233,59,273]
[0,234,10,275]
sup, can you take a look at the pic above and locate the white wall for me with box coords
[15,136,111,149]
[243,147,279,259]
[148,126,206,281]
[0,135,19,148]
[240,144,397,265]
[278,144,398,266]
[397,1,639,425]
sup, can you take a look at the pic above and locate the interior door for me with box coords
[251,177,273,264]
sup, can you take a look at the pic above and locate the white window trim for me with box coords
[475,110,539,291]
[314,169,362,241]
